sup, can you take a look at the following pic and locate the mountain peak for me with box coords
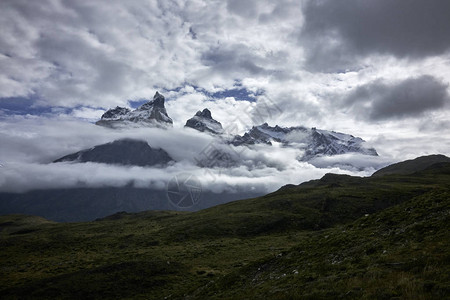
[151,91,165,108]
[96,92,173,128]
[138,92,166,110]
[185,108,223,134]
[195,108,212,119]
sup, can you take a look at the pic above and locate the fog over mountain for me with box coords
[0,114,391,195]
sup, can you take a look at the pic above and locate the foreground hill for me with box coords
[0,156,449,299]
[372,154,450,176]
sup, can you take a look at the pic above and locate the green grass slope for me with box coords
[0,160,449,299]
[197,188,450,299]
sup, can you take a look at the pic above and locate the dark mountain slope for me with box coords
[53,138,173,167]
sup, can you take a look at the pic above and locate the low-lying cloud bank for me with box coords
[0,115,447,194]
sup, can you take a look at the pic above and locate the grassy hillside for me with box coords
[0,161,449,299]
[372,154,450,177]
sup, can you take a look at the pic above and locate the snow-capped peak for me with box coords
[96,92,173,128]
[230,123,378,160]
[138,91,165,110]
[185,108,223,134]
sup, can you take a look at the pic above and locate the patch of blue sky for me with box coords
[0,96,104,120]
[0,96,57,116]
[128,99,149,109]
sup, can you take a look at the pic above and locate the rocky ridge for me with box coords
[231,123,378,160]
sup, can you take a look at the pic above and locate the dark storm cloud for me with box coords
[301,0,450,72]
[343,75,449,121]
[201,44,268,76]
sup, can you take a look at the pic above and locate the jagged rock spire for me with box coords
[195,108,212,119]
[151,91,165,108]
[185,108,223,134]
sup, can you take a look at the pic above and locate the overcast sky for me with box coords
[1,0,450,193]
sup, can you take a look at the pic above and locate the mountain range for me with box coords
[94,92,377,161]
[0,92,384,221]
[230,123,378,160]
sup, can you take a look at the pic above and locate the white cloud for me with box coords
[70,107,106,121]
[0,0,308,107]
